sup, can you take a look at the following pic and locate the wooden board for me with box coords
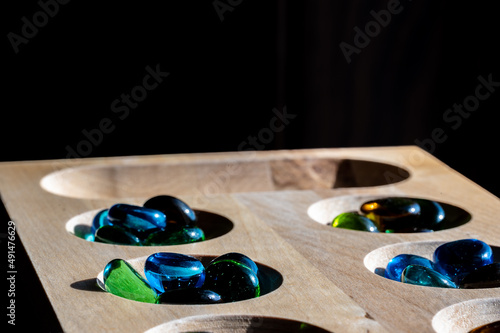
[1,146,499,333]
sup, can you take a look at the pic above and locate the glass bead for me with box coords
[433,239,493,283]
[401,264,457,288]
[413,199,445,229]
[143,195,197,229]
[158,288,223,304]
[91,209,111,235]
[107,204,166,232]
[384,254,435,281]
[143,227,205,246]
[103,259,159,303]
[209,252,259,275]
[204,259,260,302]
[459,263,500,289]
[144,252,205,294]
[331,212,379,232]
[360,197,420,231]
[94,225,142,246]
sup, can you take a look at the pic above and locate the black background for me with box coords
[2,1,500,331]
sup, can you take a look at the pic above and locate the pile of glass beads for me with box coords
[330,197,445,233]
[87,195,205,246]
[102,252,260,304]
[383,239,500,288]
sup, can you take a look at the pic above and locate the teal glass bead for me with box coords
[144,252,205,294]
[94,225,142,246]
[91,209,111,235]
[209,252,259,275]
[384,254,435,281]
[204,255,260,302]
[107,204,167,232]
[360,197,421,231]
[103,259,159,303]
[143,195,197,229]
[459,263,500,289]
[331,212,379,232]
[433,239,493,283]
[158,288,223,304]
[401,264,457,288]
[143,227,205,246]
[413,199,445,229]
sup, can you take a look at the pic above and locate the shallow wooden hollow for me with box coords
[146,314,332,333]
[40,158,409,199]
[432,298,500,333]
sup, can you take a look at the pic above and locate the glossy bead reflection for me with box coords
[144,253,205,294]
[209,252,259,275]
[94,225,142,246]
[433,239,493,283]
[413,199,445,229]
[91,209,111,235]
[143,195,197,229]
[158,288,223,304]
[360,197,421,231]
[331,212,379,232]
[107,204,167,232]
[103,259,159,304]
[384,254,435,281]
[143,227,205,246]
[401,264,457,288]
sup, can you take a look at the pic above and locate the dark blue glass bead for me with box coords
[94,225,142,246]
[401,264,457,288]
[143,195,197,229]
[204,258,260,302]
[459,263,500,289]
[158,288,223,304]
[413,199,445,229]
[144,252,205,294]
[433,239,493,283]
[209,252,258,275]
[360,197,421,231]
[384,254,435,281]
[107,204,166,232]
[143,227,205,246]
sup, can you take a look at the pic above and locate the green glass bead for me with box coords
[401,264,457,288]
[469,321,500,333]
[331,212,379,232]
[204,260,260,302]
[94,225,142,246]
[459,263,500,289]
[360,197,420,231]
[143,227,205,246]
[103,259,159,303]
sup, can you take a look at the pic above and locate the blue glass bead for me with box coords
[433,239,493,283]
[103,259,159,303]
[143,195,197,229]
[94,225,142,246]
[158,288,223,304]
[401,264,457,288]
[144,252,205,294]
[384,254,435,281]
[107,204,167,232]
[143,227,205,246]
[331,212,379,232]
[209,252,259,275]
[204,256,260,302]
[91,209,111,235]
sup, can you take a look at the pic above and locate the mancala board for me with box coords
[0,146,499,333]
